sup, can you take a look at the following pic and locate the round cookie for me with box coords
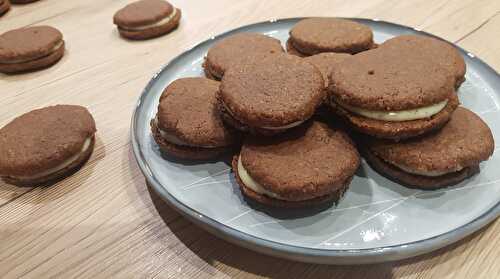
[382,35,466,88]
[233,121,360,207]
[152,77,240,160]
[113,0,181,40]
[0,0,10,16]
[0,105,96,186]
[328,47,458,140]
[303,52,351,86]
[204,32,284,80]
[288,18,374,56]
[364,107,494,189]
[219,54,325,135]
[0,26,65,74]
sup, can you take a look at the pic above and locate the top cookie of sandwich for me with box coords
[0,26,63,63]
[114,0,174,28]
[205,33,284,80]
[381,35,466,88]
[219,54,324,129]
[328,47,456,111]
[288,18,374,55]
[303,53,351,86]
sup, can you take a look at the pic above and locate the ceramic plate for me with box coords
[131,18,500,264]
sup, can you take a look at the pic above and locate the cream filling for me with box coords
[154,118,219,148]
[1,41,64,64]
[222,101,304,130]
[11,137,91,180]
[237,155,287,200]
[120,9,177,31]
[393,163,459,177]
[334,99,448,122]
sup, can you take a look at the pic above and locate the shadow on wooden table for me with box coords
[144,180,495,278]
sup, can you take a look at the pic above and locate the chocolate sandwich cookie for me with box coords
[0,0,10,16]
[151,77,239,160]
[287,18,374,56]
[364,107,494,189]
[204,33,284,80]
[0,105,96,186]
[233,121,360,208]
[0,26,65,74]
[328,47,459,140]
[382,35,466,88]
[219,54,324,135]
[113,0,181,40]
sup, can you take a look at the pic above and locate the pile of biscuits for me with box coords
[152,18,495,208]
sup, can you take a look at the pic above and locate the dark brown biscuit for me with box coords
[0,105,96,186]
[364,107,494,189]
[157,77,239,147]
[382,35,466,88]
[0,41,65,74]
[303,52,351,86]
[0,25,63,62]
[0,26,64,74]
[289,18,374,55]
[10,0,39,3]
[285,38,306,57]
[233,156,349,208]
[0,0,10,16]
[113,0,181,40]
[234,121,359,205]
[204,33,284,80]
[219,54,324,131]
[364,149,479,189]
[153,77,239,160]
[329,48,455,111]
[330,92,459,140]
[151,120,231,160]
[3,137,95,187]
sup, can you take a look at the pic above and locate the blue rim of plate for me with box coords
[131,17,500,264]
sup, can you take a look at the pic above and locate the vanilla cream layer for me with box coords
[155,118,220,148]
[393,162,462,177]
[334,98,448,122]
[1,41,64,64]
[222,101,304,130]
[121,9,177,31]
[12,137,91,180]
[237,155,287,200]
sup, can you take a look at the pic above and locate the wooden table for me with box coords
[1,0,499,278]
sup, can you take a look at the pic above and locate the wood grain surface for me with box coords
[1,0,499,278]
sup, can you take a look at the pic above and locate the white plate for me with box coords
[131,18,500,264]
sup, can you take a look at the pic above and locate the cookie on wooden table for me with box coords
[287,18,375,56]
[328,46,459,140]
[382,35,466,89]
[0,26,65,74]
[0,0,10,16]
[219,54,324,135]
[113,0,181,40]
[363,107,494,189]
[233,121,360,208]
[0,105,97,186]
[204,33,284,80]
[151,77,240,160]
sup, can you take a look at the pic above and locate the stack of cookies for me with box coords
[152,18,495,208]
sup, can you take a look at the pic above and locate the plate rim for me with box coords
[131,17,500,264]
